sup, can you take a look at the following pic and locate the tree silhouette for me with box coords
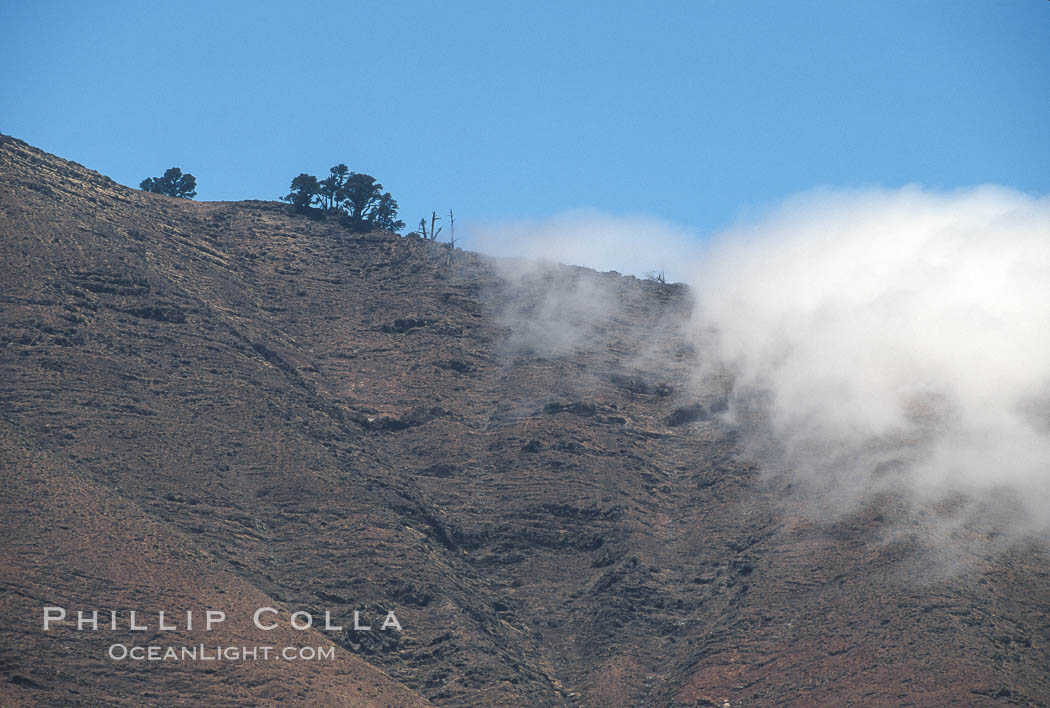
[282,173,320,212]
[282,165,403,233]
[318,175,338,211]
[339,173,383,232]
[372,192,405,233]
[318,164,349,211]
[140,167,196,199]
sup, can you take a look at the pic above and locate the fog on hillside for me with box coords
[480,186,1050,552]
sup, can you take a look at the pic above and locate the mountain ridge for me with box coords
[2,135,1050,706]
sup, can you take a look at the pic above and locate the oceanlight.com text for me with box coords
[107,643,337,661]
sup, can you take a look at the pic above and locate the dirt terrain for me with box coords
[2,135,1049,706]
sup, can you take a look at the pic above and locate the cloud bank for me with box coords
[691,185,1050,540]
[475,187,1050,547]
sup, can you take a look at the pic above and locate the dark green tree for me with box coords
[318,175,337,210]
[140,167,197,198]
[338,173,383,232]
[282,165,403,233]
[330,163,350,188]
[318,163,349,211]
[282,173,321,211]
[372,192,405,233]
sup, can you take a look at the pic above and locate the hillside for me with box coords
[2,135,1050,706]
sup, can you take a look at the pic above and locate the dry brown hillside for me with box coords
[2,135,1049,706]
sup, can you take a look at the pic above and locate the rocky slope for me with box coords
[2,135,1049,706]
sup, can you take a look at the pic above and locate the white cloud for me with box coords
[690,185,1050,540]
[464,208,701,281]
[467,187,1050,548]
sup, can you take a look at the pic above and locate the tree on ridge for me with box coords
[140,167,197,199]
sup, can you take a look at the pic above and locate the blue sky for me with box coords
[2,0,1048,242]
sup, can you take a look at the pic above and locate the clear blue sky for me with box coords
[2,0,1047,238]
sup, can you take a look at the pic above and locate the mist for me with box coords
[476,186,1050,547]
[693,185,1050,541]
[465,208,702,282]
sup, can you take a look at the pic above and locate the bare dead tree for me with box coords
[443,209,457,268]
[417,213,443,241]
